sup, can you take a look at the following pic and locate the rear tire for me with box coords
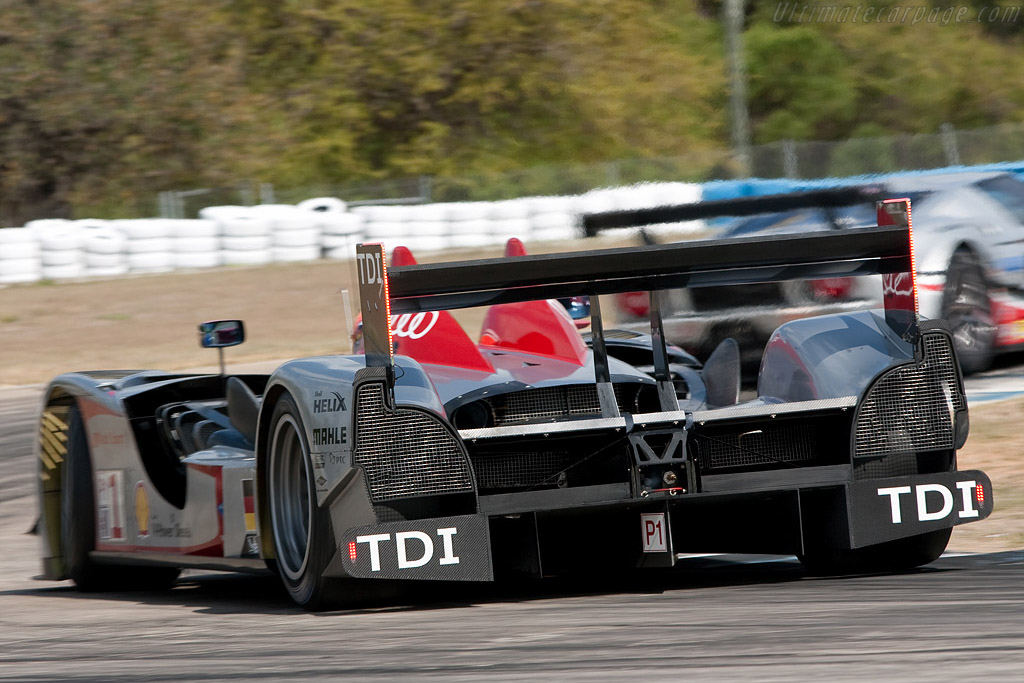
[61,405,179,591]
[942,248,995,375]
[267,392,339,610]
[798,528,951,575]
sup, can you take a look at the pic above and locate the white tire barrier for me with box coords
[447,202,491,222]
[273,228,320,248]
[447,233,496,249]
[113,219,169,240]
[352,205,412,222]
[409,221,447,237]
[489,200,531,220]
[298,196,348,213]
[126,237,173,254]
[41,263,86,280]
[29,221,83,251]
[168,218,219,238]
[0,227,35,245]
[0,256,42,284]
[41,249,81,266]
[273,245,321,262]
[86,264,130,278]
[173,236,220,253]
[409,203,450,223]
[82,225,128,254]
[378,235,449,253]
[362,221,407,240]
[128,251,174,272]
[323,246,351,260]
[222,216,271,237]
[222,249,273,266]
[174,251,221,269]
[320,212,364,233]
[446,219,491,236]
[3,182,702,284]
[490,218,533,241]
[222,235,272,251]
[85,252,124,268]
[0,239,39,260]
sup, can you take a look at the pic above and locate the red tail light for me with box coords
[618,291,649,318]
[976,484,985,505]
[811,277,853,300]
[348,541,358,562]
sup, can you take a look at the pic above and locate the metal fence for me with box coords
[159,121,1024,216]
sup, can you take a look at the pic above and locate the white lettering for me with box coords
[437,527,460,565]
[355,533,390,571]
[355,252,366,283]
[878,486,912,523]
[390,311,439,339]
[882,272,914,297]
[916,483,954,521]
[956,480,980,519]
[396,531,433,569]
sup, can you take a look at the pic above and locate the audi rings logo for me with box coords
[390,312,439,339]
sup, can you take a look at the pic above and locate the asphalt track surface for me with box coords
[2,380,1024,681]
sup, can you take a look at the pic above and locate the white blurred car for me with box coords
[612,171,1024,374]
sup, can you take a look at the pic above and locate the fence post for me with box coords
[419,175,434,204]
[941,122,961,166]
[259,183,276,205]
[605,161,622,187]
[783,139,799,178]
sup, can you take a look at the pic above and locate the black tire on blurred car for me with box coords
[942,248,996,375]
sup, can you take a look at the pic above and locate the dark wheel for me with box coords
[61,405,179,591]
[798,528,951,575]
[942,248,995,374]
[267,392,338,610]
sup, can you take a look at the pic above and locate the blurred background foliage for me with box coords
[0,0,1021,222]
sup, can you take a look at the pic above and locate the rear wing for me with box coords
[356,197,916,413]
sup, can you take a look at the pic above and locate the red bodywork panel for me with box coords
[476,238,589,366]
[386,245,495,372]
[479,300,588,366]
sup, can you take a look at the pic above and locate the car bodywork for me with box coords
[605,172,1024,372]
[37,197,993,608]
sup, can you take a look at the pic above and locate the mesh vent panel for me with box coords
[854,333,962,458]
[471,452,570,490]
[493,385,635,425]
[695,423,818,470]
[354,383,473,501]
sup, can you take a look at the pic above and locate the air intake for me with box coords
[353,383,474,501]
[854,332,963,458]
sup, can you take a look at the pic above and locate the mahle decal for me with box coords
[312,427,346,446]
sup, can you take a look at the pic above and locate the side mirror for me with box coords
[199,320,245,348]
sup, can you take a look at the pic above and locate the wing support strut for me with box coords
[588,295,620,418]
